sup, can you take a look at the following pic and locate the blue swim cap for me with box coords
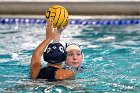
[43,43,66,64]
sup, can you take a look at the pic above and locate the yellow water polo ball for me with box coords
[45,5,69,29]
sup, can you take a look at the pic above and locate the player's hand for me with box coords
[58,23,68,33]
[46,19,57,39]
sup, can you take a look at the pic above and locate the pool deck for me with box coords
[0,0,140,16]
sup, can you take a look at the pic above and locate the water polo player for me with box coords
[63,43,84,72]
[30,19,75,81]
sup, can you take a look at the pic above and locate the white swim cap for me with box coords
[66,43,81,52]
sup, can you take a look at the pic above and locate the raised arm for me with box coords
[30,19,57,79]
[53,24,68,43]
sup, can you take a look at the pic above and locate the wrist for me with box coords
[45,37,53,41]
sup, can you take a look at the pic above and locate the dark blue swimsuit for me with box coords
[37,66,59,81]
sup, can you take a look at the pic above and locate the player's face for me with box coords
[66,49,83,68]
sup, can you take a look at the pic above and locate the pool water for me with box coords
[0,18,140,93]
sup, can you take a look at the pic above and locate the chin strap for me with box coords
[62,65,84,72]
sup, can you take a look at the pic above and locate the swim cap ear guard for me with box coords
[43,43,66,64]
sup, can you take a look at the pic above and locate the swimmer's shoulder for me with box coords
[55,69,75,80]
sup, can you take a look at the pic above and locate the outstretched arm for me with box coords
[30,19,57,79]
